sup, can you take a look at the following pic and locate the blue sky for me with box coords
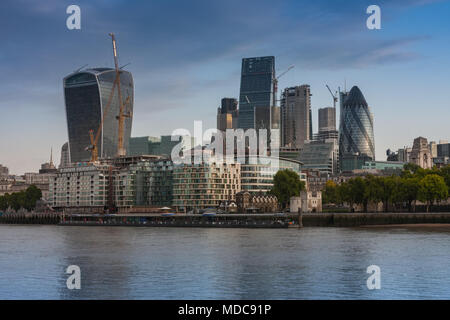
[0,0,449,174]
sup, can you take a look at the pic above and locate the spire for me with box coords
[50,147,54,166]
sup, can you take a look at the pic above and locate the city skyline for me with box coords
[1,0,450,174]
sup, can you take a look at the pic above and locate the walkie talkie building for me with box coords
[338,86,375,171]
[63,68,134,163]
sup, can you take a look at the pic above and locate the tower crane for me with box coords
[272,65,294,107]
[326,84,338,108]
[86,33,132,162]
[109,33,132,157]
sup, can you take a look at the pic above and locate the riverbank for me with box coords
[2,212,450,228]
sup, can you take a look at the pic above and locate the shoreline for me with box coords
[3,212,450,228]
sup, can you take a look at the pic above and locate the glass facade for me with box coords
[299,140,338,175]
[238,56,275,130]
[64,68,134,163]
[240,156,303,194]
[338,86,375,171]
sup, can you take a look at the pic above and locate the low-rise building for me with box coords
[236,191,279,213]
[362,160,405,171]
[290,191,322,213]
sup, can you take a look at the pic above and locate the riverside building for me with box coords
[240,156,304,194]
[172,159,241,212]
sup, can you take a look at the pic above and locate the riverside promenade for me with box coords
[2,212,450,228]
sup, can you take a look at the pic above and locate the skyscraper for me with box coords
[338,86,375,171]
[59,142,70,168]
[238,56,275,130]
[280,85,311,149]
[217,98,238,131]
[63,68,134,163]
[318,107,336,133]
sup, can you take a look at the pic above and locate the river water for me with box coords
[0,225,449,299]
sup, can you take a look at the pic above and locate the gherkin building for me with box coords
[338,86,375,170]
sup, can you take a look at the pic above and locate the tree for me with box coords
[437,165,450,194]
[270,169,305,209]
[0,185,42,212]
[364,175,383,211]
[394,177,420,212]
[418,174,448,212]
[0,195,8,211]
[24,185,42,211]
[347,177,368,212]
[380,176,400,212]
[322,180,340,204]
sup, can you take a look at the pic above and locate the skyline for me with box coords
[1,0,450,174]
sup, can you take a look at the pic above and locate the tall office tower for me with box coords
[338,86,375,171]
[217,98,239,131]
[63,68,134,163]
[280,85,311,149]
[59,142,70,168]
[309,109,313,141]
[238,56,275,130]
[318,107,336,132]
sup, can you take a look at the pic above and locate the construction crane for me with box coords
[85,74,121,162]
[86,33,132,162]
[273,65,294,107]
[109,33,132,157]
[326,84,338,108]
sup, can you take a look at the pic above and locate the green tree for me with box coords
[418,174,448,212]
[364,175,383,211]
[394,177,420,212]
[24,185,42,211]
[0,195,8,211]
[270,169,305,209]
[380,176,400,212]
[322,180,340,204]
[337,181,352,208]
[347,177,368,212]
[437,165,450,194]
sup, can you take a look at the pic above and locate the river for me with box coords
[0,225,449,299]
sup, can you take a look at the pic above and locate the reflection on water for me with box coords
[0,225,450,299]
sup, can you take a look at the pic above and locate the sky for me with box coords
[0,0,449,174]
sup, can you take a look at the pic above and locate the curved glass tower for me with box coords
[63,68,134,163]
[338,86,375,171]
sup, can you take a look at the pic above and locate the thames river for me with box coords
[0,225,450,299]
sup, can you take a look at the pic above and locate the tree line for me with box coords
[0,185,42,212]
[323,164,450,212]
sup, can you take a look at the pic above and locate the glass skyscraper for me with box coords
[63,68,134,163]
[238,56,275,130]
[338,86,375,171]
